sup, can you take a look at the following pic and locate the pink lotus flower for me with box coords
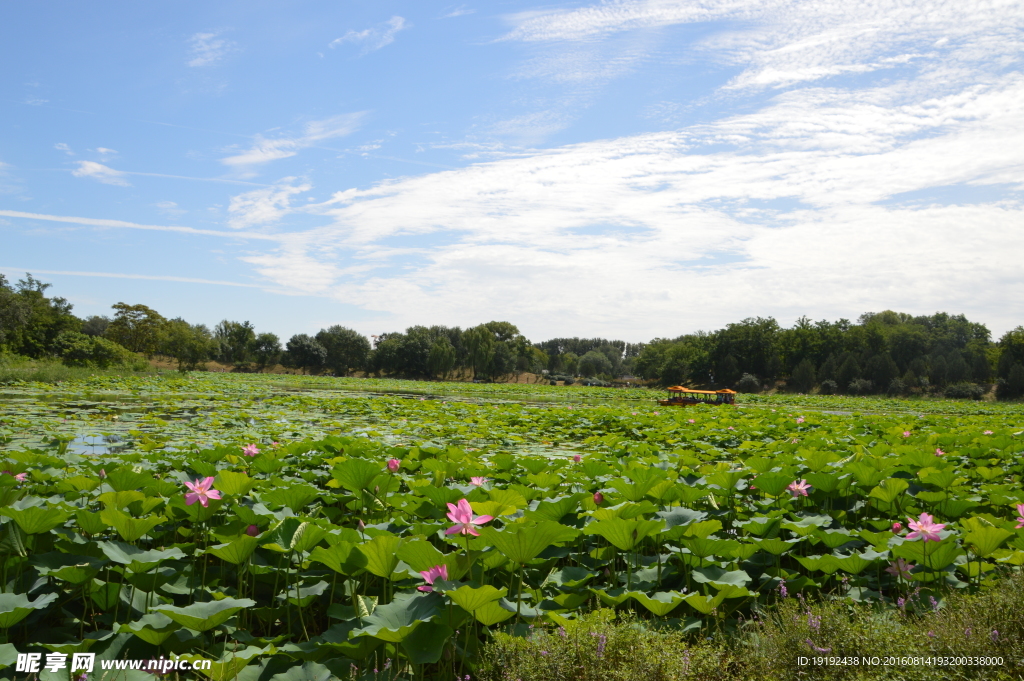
[242,444,260,457]
[885,558,915,579]
[2,470,27,482]
[688,419,695,423]
[652,411,659,415]
[727,426,735,430]
[593,491,604,505]
[935,448,945,457]
[99,469,106,479]
[984,430,993,435]
[184,477,222,507]
[906,512,946,542]
[796,417,805,424]
[892,522,903,533]
[470,476,488,486]
[445,499,493,536]
[573,454,582,463]
[1014,503,1024,529]
[387,458,401,472]
[902,431,911,438]
[246,524,260,536]
[418,564,448,592]
[788,479,812,497]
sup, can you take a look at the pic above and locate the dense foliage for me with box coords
[0,374,1020,679]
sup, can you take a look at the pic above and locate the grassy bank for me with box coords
[0,354,157,384]
[479,571,1024,680]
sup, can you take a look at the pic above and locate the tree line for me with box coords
[2,273,1023,399]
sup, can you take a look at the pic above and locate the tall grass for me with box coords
[479,570,1024,681]
[0,354,157,384]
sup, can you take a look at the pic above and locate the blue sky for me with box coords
[2,0,1022,344]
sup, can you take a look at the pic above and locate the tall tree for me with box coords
[316,326,371,376]
[107,303,165,356]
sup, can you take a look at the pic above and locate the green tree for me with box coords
[81,315,110,337]
[1,274,80,357]
[285,334,327,374]
[464,326,495,379]
[427,337,457,379]
[162,319,214,372]
[107,303,166,356]
[213,320,256,366]
[835,355,861,391]
[790,358,816,393]
[996,363,1024,400]
[253,333,282,371]
[316,325,371,376]
[578,350,613,377]
[997,327,1024,378]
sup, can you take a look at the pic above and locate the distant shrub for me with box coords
[55,331,138,369]
[944,382,985,400]
[847,378,874,395]
[818,379,838,395]
[996,363,1024,400]
[736,373,761,393]
[887,378,907,396]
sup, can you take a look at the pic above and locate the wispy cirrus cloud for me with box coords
[71,161,130,186]
[329,16,409,54]
[221,113,366,168]
[228,179,312,229]
[187,31,236,67]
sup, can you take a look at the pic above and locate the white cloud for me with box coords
[155,200,186,216]
[54,143,74,156]
[221,113,366,168]
[70,161,130,186]
[443,6,475,18]
[228,180,312,229]
[228,68,1024,338]
[330,16,409,54]
[187,31,236,67]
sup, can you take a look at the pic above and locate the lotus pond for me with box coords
[0,373,1022,680]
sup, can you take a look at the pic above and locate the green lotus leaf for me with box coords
[97,490,145,510]
[542,566,596,589]
[262,484,320,512]
[400,621,454,665]
[99,509,164,542]
[119,612,181,645]
[29,552,107,584]
[98,541,184,571]
[350,591,442,643]
[483,521,580,564]
[630,590,686,616]
[106,468,154,492]
[0,506,69,534]
[155,597,256,632]
[357,534,404,578]
[331,458,381,493]
[0,592,57,628]
[584,517,662,551]
[691,566,751,589]
[215,470,256,496]
[869,478,909,505]
[207,535,260,564]
[473,600,516,626]
[309,542,368,576]
[444,585,506,612]
[965,526,1013,558]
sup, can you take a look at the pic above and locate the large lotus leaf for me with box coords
[680,537,738,560]
[400,622,453,665]
[98,541,184,572]
[262,485,320,512]
[263,661,334,681]
[781,515,833,536]
[844,462,890,488]
[356,534,404,579]
[261,518,327,554]
[331,458,381,493]
[0,643,18,668]
[215,470,256,497]
[278,580,329,608]
[583,517,662,551]
[590,588,631,607]
[869,478,909,505]
[691,566,751,590]
[683,520,723,539]
[804,472,843,494]
[655,507,707,529]
[734,516,780,538]
[682,592,720,615]
[444,585,506,612]
[838,553,876,574]
[308,542,367,576]
[320,620,382,660]
[418,485,465,508]
[750,472,797,497]
[351,592,442,643]
[0,506,70,534]
[484,521,580,564]
[752,537,800,555]
[396,539,472,580]
[97,490,146,510]
[207,536,260,565]
[0,592,57,628]
[183,646,271,681]
[119,612,181,645]
[106,468,153,492]
[524,494,584,523]
[966,526,1013,558]
[542,566,596,589]
[891,539,965,569]
[29,553,107,584]
[592,501,659,520]
[630,590,686,616]
[471,500,518,518]
[813,529,855,549]
[155,598,256,632]
[99,509,164,542]
[473,600,516,626]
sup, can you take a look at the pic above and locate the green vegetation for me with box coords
[0,373,1020,679]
